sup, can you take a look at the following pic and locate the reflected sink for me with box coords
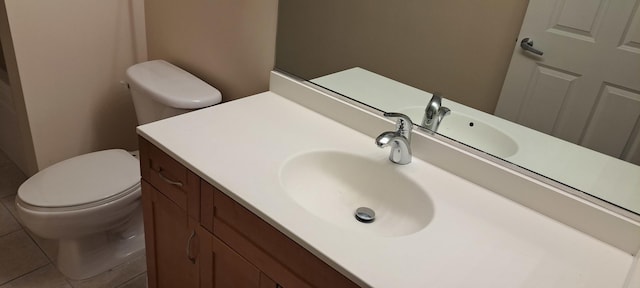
[438,112,518,158]
[279,151,433,237]
[398,107,518,158]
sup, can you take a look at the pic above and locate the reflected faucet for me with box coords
[422,93,451,132]
[376,112,412,165]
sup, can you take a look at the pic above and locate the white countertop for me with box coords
[138,92,634,287]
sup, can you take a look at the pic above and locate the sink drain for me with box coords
[354,207,375,223]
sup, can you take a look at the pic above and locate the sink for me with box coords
[437,112,518,158]
[279,151,433,237]
[398,106,518,158]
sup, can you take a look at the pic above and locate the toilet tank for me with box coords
[125,60,222,125]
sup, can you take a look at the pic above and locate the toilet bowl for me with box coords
[15,60,221,279]
[16,149,143,279]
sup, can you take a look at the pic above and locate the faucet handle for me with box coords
[440,107,451,116]
[383,112,413,140]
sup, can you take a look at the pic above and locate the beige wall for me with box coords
[0,1,38,175]
[2,0,145,174]
[0,0,277,175]
[145,0,278,102]
[277,1,529,114]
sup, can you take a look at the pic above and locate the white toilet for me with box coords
[15,60,221,280]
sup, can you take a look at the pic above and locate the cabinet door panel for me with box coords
[142,181,199,288]
[213,220,310,288]
[213,190,358,288]
[200,228,265,288]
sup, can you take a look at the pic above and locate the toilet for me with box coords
[15,60,221,280]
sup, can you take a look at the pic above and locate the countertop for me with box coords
[138,91,634,287]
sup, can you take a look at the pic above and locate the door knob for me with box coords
[520,37,544,56]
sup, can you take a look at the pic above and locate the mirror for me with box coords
[275,1,640,215]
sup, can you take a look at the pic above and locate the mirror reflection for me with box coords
[275,1,640,214]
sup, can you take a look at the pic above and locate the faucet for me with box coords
[422,93,451,132]
[376,112,412,165]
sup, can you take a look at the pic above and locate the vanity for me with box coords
[137,72,640,287]
[139,136,356,287]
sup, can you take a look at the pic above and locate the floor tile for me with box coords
[0,201,20,236]
[0,150,11,165]
[0,230,49,285]
[0,161,26,199]
[24,228,59,263]
[115,272,147,288]
[0,195,59,262]
[67,254,146,288]
[0,196,19,227]
[0,264,71,288]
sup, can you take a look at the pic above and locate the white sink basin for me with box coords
[438,112,518,158]
[279,151,433,237]
[398,107,518,158]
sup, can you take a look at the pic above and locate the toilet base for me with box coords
[56,210,145,280]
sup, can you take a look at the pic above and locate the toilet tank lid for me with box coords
[17,150,140,208]
[126,60,222,109]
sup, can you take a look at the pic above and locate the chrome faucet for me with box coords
[376,112,412,165]
[422,93,451,132]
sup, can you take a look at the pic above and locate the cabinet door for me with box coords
[142,181,199,288]
[200,227,280,288]
[212,189,357,288]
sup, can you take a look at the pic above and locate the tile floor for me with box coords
[0,150,147,288]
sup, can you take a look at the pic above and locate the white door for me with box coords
[496,0,640,164]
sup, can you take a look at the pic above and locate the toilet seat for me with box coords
[18,149,140,211]
[17,183,141,212]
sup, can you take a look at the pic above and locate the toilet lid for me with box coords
[18,149,141,208]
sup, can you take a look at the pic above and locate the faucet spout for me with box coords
[377,112,413,165]
[375,131,397,148]
[422,93,451,132]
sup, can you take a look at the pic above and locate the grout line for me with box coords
[0,261,50,287]
[0,228,21,238]
[0,200,22,238]
[22,228,56,263]
[0,229,53,286]
[0,196,24,229]
[0,229,23,239]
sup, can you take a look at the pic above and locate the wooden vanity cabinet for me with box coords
[140,138,202,288]
[140,137,359,288]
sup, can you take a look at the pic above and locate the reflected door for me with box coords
[496,0,640,165]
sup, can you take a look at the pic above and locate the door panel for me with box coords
[550,0,606,40]
[582,85,640,157]
[517,65,579,134]
[620,3,640,52]
[497,0,640,164]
